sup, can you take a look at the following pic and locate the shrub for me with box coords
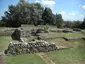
[44,25,49,31]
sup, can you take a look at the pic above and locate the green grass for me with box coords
[69,39,85,48]
[46,38,85,47]
[40,32,85,37]
[46,47,85,64]
[4,54,47,64]
[0,36,12,51]
[0,26,85,64]
[0,36,47,64]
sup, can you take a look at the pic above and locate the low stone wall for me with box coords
[4,40,57,55]
[63,37,83,41]
[0,30,14,36]
[41,36,63,40]
[0,28,31,37]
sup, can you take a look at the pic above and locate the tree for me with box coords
[55,14,63,28]
[2,0,64,27]
[42,8,54,25]
[64,21,73,28]
[2,0,44,27]
[52,14,56,25]
[0,20,5,27]
[80,18,85,29]
[72,20,81,28]
[30,3,44,26]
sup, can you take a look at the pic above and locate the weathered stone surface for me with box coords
[73,28,81,31]
[36,29,49,33]
[49,30,57,33]
[11,29,21,41]
[63,29,73,33]
[36,29,44,33]
[4,40,57,55]
[0,28,15,36]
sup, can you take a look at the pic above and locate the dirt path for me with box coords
[38,53,56,64]
[0,56,4,64]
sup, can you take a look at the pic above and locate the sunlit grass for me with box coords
[0,36,12,51]
[5,54,47,64]
[46,47,85,64]
[0,26,85,64]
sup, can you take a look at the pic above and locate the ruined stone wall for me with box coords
[4,40,57,55]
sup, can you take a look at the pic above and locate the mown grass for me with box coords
[46,38,85,48]
[0,36,47,64]
[46,47,85,64]
[0,26,85,64]
[0,36,12,51]
[40,32,85,38]
[4,54,47,64]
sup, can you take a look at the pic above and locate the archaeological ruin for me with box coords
[4,29,57,55]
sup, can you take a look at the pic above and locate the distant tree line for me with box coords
[1,0,85,29]
[64,19,85,29]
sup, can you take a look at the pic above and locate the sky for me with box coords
[0,0,85,21]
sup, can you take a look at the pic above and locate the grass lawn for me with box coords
[46,38,85,48]
[46,47,85,64]
[0,36,12,51]
[40,32,85,38]
[0,26,85,64]
[4,54,47,64]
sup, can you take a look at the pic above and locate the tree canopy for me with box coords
[2,0,63,28]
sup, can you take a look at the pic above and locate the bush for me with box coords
[0,21,5,27]
[44,25,49,31]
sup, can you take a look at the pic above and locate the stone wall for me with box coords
[4,40,57,55]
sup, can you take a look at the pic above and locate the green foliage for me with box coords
[42,8,54,25]
[2,0,43,27]
[80,18,85,29]
[55,14,63,28]
[2,0,64,28]
[0,20,5,27]
[30,3,44,26]
[72,20,81,28]
[64,20,82,28]
[44,25,49,31]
